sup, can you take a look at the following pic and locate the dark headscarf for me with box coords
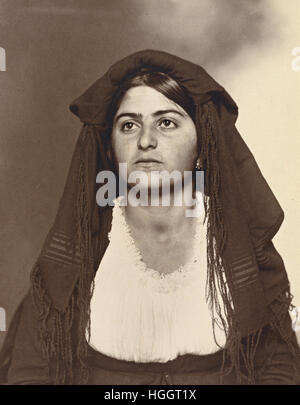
[1,49,299,385]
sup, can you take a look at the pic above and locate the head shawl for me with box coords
[1,49,299,385]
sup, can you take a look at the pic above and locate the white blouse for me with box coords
[87,192,227,363]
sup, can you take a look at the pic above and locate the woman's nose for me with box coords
[137,125,157,150]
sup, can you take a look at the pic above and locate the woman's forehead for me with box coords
[115,85,187,117]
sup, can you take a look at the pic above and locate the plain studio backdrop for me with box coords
[0,0,299,349]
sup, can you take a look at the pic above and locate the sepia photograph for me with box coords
[0,0,300,387]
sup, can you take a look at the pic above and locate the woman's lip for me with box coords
[134,161,163,167]
[134,160,162,164]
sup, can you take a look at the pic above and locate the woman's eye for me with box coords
[160,119,177,129]
[121,121,137,132]
[120,119,177,132]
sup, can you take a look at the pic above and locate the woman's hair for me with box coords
[107,68,196,127]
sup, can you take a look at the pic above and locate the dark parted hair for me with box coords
[107,67,196,125]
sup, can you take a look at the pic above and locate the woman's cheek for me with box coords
[175,143,197,171]
[112,135,131,164]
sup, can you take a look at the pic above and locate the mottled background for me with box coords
[0,0,299,349]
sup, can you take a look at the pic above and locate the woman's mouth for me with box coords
[134,160,163,169]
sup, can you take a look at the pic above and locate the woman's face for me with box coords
[111,85,198,190]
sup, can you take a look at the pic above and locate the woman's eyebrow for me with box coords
[114,109,185,123]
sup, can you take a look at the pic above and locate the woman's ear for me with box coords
[106,134,114,164]
[107,146,112,163]
[106,141,118,173]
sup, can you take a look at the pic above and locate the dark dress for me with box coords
[0,288,300,385]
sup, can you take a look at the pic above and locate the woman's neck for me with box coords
[122,188,198,243]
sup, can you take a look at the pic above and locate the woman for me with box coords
[0,49,299,385]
